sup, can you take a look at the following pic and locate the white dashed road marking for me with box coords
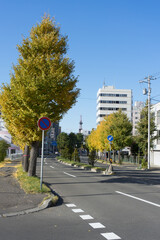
[63,172,76,178]
[65,204,77,208]
[79,215,94,220]
[116,191,160,208]
[89,222,106,229]
[101,232,121,239]
[50,166,54,169]
[66,203,121,239]
[72,208,84,213]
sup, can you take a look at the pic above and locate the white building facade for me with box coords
[150,102,160,167]
[0,113,22,156]
[132,101,144,136]
[97,85,132,125]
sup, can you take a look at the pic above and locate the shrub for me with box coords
[61,147,71,160]
[88,150,96,166]
[72,148,80,162]
[0,140,10,162]
[141,158,148,169]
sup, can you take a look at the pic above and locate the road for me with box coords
[1,157,160,240]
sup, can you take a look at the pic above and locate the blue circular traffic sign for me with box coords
[38,117,51,131]
[107,135,113,142]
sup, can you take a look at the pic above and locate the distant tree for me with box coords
[76,133,83,148]
[107,110,132,163]
[136,102,157,162]
[68,132,77,156]
[87,110,132,163]
[88,150,96,166]
[0,140,10,162]
[57,132,69,152]
[86,129,97,151]
[130,136,139,162]
[0,16,79,176]
[72,148,80,162]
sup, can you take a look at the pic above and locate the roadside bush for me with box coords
[88,150,96,166]
[141,158,148,169]
[61,147,71,160]
[0,140,10,162]
[72,148,80,162]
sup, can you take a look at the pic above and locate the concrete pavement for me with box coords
[0,159,55,217]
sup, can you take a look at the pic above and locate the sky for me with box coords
[1,0,160,133]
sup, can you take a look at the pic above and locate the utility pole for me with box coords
[147,76,151,170]
[139,75,156,169]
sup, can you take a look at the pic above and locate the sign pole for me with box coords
[40,130,44,190]
[38,117,51,190]
[106,135,114,174]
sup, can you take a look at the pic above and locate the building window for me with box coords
[157,110,160,125]
[99,93,127,97]
[157,130,160,144]
[98,107,127,111]
[98,100,127,104]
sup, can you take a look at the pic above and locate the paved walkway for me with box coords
[0,160,47,216]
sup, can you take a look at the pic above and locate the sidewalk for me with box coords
[0,160,50,217]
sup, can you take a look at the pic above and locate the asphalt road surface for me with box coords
[1,157,160,240]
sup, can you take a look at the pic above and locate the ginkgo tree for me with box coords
[0,15,79,176]
[107,110,132,163]
[86,110,132,163]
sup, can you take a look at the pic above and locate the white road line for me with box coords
[50,166,54,169]
[116,191,160,208]
[79,215,94,220]
[101,232,121,240]
[65,204,77,208]
[72,208,84,213]
[63,172,76,178]
[89,222,106,229]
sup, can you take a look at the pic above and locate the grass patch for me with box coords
[74,162,86,167]
[57,157,108,172]
[0,158,12,168]
[14,164,51,194]
[58,157,78,165]
[58,157,95,170]
[97,159,106,164]
[93,166,106,171]
[83,165,92,169]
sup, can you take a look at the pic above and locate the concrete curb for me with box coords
[58,159,108,174]
[0,194,58,218]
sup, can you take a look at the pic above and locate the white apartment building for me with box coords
[132,101,144,135]
[96,85,132,125]
[0,114,22,156]
[150,102,160,167]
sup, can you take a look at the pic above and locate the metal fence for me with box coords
[113,155,144,165]
[9,153,23,160]
[97,152,144,165]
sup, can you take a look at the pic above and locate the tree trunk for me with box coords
[28,141,39,176]
[118,151,121,164]
[23,145,30,172]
